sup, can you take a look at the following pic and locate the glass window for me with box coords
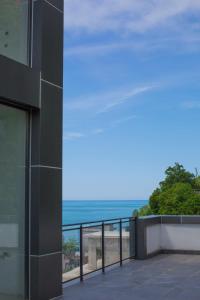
[0,104,27,300]
[0,0,29,65]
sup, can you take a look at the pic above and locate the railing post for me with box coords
[102,222,105,273]
[120,219,122,266]
[134,216,138,259]
[129,217,134,258]
[80,225,83,281]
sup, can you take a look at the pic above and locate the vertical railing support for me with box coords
[120,219,122,266]
[102,222,105,273]
[80,225,83,281]
[129,217,135,258]
[134,216,138,259]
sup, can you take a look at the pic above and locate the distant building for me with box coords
[0,1,63,299]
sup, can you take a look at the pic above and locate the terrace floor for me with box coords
[63,254,200,300]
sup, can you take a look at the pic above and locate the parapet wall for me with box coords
[136,216,200,259]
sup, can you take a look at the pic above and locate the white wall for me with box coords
[161,224,200,251]
[146,223,200,255]
[146,224,161,255]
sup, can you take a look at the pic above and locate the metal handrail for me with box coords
[62,216,135,228]
[62,216,137,283]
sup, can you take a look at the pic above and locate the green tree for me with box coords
[159,163,195,190]
[157,183,200,215]
[194,176,200,190]
[149,188,161,214]
[137,163,200,216]
[138,205,153,216]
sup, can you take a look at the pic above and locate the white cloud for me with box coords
[182,101,200,109]
[64,0,200,57]
[64,42,136,57]
[64,132,86,140]
[97,86,155,114]
[111,115,137,127]
[64,40,164,57]
[64,0,200,34]
[64,128,105,141]
[92,128,104,135]
[65,35,200,57]
[65,84,156,114]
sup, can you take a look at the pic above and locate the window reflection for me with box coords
[0,104,27,300]
[0,0,29,64]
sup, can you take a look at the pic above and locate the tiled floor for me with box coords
[63,254,200,300]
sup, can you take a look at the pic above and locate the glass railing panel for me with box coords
[122,221,131,260]
[104,223,120,266]
[82,226,102,275]
[62,229,80,282]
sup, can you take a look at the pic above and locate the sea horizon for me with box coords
[63,199,147,201]
[62,199,148,225]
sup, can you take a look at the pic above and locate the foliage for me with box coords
[133,205,152,217]
[63,238,78,257]
[132,209,139,217]
[135,163,200,216]
[159,163,195,190]
[194,176,200,190]
[155,183,200,215]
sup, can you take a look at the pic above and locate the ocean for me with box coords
[62,200,148,225]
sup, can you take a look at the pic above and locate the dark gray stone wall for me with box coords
[0,55,40,108]
[30,1,63,299]
[0,0,64,299]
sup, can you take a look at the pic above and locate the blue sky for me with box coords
[63,0,200,200]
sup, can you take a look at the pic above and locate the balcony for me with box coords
[63,254,200,300]
[63,215,200,300]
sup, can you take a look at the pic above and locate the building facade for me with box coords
[0,1,63,299]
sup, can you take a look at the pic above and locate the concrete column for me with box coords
[136,217,161,260]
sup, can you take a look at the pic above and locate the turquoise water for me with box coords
[62,200,148,225]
